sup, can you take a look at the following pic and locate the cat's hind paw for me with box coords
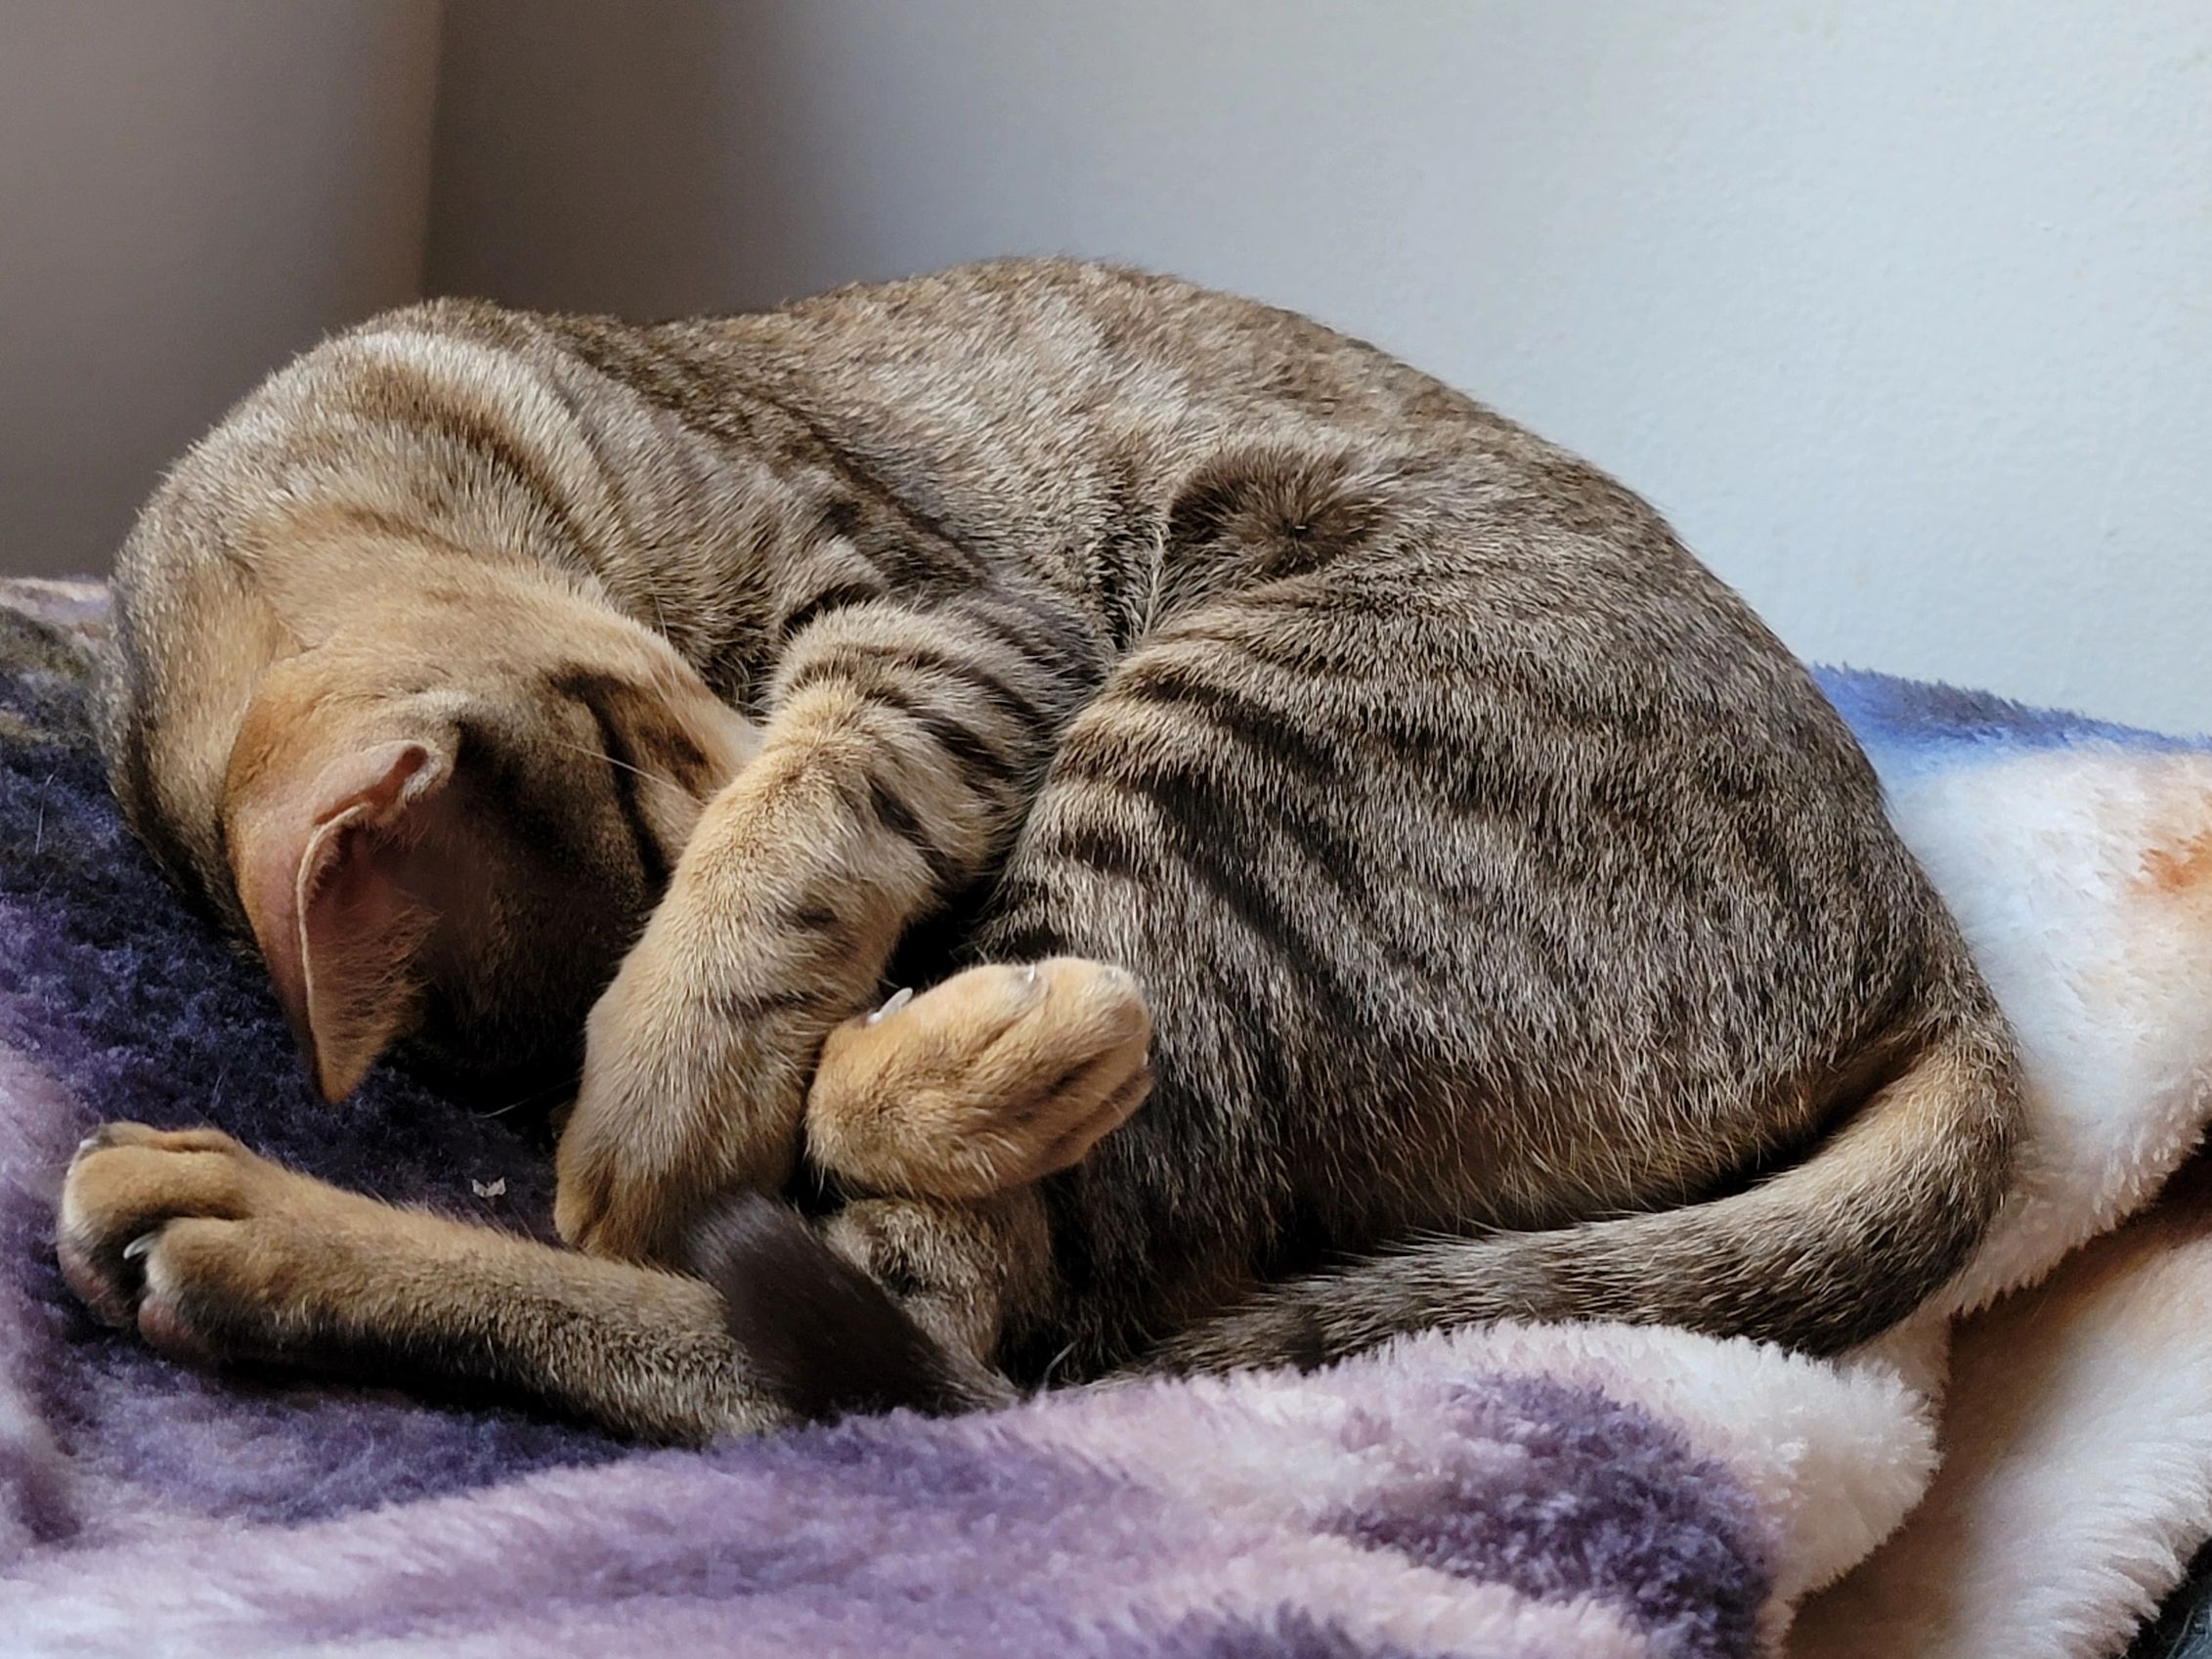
[805,958,1152,1201]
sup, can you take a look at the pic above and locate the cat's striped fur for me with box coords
[61,260,2019,1438]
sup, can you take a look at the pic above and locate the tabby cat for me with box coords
[57,259,2020,1442]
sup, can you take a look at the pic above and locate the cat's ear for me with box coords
[231,737,454,1101]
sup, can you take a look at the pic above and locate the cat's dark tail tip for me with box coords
[685,1194,991,1423]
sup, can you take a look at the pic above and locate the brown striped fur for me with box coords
[61,260,2020,1439]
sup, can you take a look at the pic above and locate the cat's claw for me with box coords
[867,985,916,1026]
[57,1123,361,1363]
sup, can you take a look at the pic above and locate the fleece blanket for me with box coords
[0,576,2207,1659]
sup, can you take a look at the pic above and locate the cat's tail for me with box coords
[1148,994,2022,1375]
[691,992,2018,1419]
[688,1195,1015,1421]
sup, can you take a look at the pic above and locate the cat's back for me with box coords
[505,258,1645,617]
[734,258,1481,430]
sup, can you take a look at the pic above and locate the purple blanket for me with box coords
[0,589,1950,1657]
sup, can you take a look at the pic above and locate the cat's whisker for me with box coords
[546,736,694,803]
[479,1068,586,1118]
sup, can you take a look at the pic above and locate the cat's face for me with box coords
[213,579,758,1101]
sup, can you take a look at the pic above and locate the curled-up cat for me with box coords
[60,259,2020,1442]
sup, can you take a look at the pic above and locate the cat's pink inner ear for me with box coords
[236,740,450,1101]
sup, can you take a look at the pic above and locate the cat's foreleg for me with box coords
[53,952,1149,1439]
[56,1123,785,1443]
[555,586,1103,1263]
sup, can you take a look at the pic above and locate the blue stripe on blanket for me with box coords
[1815,666,2208,774]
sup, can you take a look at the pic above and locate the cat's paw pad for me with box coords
[806,957,1152,1200]
[57,1124,326,1366]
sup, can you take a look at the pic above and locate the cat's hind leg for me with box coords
[777,956,1151,1387]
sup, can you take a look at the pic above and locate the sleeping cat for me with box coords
[57,259,2020,1442]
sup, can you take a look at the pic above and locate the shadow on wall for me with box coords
[0,0,863,581]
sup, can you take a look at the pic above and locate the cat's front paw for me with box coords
[56,1122,360,1367]
[555,916,838,1264]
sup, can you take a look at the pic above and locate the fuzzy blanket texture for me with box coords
[0,577,2208,1659]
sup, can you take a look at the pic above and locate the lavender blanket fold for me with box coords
[0,581,2206,1659]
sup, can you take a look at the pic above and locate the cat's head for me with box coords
[108,533,758,1103]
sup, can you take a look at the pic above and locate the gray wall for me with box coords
[0,1,443,579]
[424,0,2212,730]
[8,3,2209,731]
